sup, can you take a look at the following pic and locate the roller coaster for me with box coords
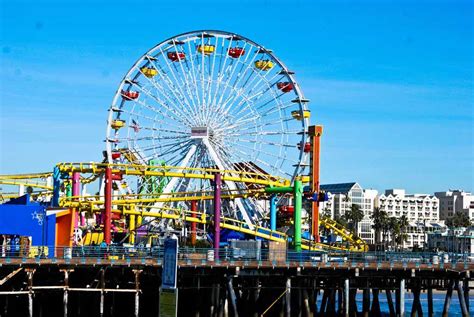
[0,30,368,253]
[0,163,367,252]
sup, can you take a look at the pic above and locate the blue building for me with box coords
[0,195,56,255]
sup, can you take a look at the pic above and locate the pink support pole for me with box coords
[191,201,197,246]
[104,167,112,245]
[72,172,80,227]
[213,173,221,259]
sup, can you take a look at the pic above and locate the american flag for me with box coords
[131,119,140,133]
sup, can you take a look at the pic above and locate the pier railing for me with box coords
[0,245,473,267]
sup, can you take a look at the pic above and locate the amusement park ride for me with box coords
[0,30,367,253]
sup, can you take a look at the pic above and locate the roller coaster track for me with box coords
[0,164,367,251]
[0,172,53,191]
[319,216,368,251]
[59,188,267,208]
[0,179,53,190]
[75,198,366,251]
[118,206,357,251]
[56,162,290,188]
[0,172,52,180]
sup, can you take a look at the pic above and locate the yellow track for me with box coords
[320,216,368,251]
[60,188,267,208]
[0,179,53,190]
[56,162,290,188]
[119,206,360,251]
[0,172,52,180]
[0,172,53,191]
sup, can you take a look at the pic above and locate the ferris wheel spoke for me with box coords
[224,138,287,164]
[226,75,284,117]
[157,47,200,122]
[185,38,205,124]
[123,112,190,134]
[141,141,193,162]
[210,37,233,109]
[115,135,186,142]
[252,92,289,113]
[130,79,193,127]
[224,130,302,137]
[170,41,203,124]
[218,48,264,106]
[203,36,221,123]
[131,97,190,129]
[144,58,198,124]
[238,138,296,149]
[211,44,259,124]
[256,101,300,119]
[219,64,280,118]
[137,140,188,152]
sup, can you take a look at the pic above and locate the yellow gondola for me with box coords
[111,120,126,130]
[255,60,274,71]
[291,110,311,120]
[140,67,158,78]
[296,175,310,183]
[197,45,215,55]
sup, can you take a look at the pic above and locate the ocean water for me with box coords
[315,291,473,316]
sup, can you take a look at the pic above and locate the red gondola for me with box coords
[167,51,186,62]
[228,47,245,58]
[121,90,140,100]
[277,82,294,93]
[279,205,294,215]
[297,142,311,153]
[111,152,121,160]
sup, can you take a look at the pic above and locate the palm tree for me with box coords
[387,217,400,250]
[339,194,350,219]
[371,207,382,245]
[345,204,364,237]
[397,215,409,250]
[319,208,332,238]
[447,213,471,228]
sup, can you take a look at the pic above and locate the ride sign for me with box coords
[162,238,178,289]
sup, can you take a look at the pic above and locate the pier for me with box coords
[0,248,472,317]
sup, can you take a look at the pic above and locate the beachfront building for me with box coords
[434,190,474,222]
[377,189,441,249]
[319,183,377,244]
[427,227,474,254]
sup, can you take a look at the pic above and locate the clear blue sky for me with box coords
[0,0,472,194]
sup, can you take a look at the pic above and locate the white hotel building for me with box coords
[377,189,442,249]
[319,185,444,248]
[319,183,378,244]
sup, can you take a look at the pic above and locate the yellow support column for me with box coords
[129,213,136,244]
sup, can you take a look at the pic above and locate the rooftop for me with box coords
[320,183,357,194]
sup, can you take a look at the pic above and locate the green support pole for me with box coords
[65,181,72,198]
[293,180,303,252]
[265,182,303,251]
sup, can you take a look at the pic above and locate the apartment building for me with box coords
[435,190,474,222]
[319,183,377,244]
[377,189,441,249]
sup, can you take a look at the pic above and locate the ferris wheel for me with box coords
[106,30,310,228]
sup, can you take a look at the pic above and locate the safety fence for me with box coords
[0,246,473,267]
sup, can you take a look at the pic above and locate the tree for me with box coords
[387,217,400,250]
[446,212,471,228]
[397,215,409,249]
[344,204,364,236]
[371,207,388,246]
[319,208,333,237]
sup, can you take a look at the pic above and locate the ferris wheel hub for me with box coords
[190,126,210,139]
